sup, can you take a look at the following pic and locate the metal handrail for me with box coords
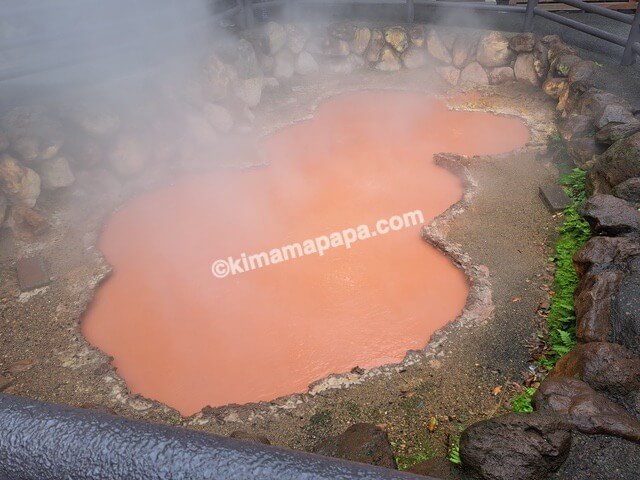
[0,394,430,480]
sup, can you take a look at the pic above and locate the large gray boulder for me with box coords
[460,413,571,480]
[476,32,514,68]
[0,154,40,207]
[460,62,489,85]
[37,156,75,190]
[588,131,640,194]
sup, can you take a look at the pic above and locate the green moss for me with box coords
[538,168,591,370]
[394,433,436,471]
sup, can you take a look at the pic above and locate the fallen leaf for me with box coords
[428,416,438,433]
[492,385,502,396]
[512,297,522,303]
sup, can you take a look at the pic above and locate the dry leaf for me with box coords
[492,385,502,396]
[512,297,522,303]
[427,416,438,433]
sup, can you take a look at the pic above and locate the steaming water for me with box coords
[82,91,529,415]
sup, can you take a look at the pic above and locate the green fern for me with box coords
[539,168,590,367]
[512,387,536,413]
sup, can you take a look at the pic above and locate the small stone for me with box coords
[488,66,515,85]
[375,46,401,72]
[409,25,425,47]
[514,53,538,86]
[451,33,476,68]
[542,78,568,98]
[533,41,550,79]
[568,60,597,85]
[401,48,427,69]
[9,205,49,238]
[436,66,460,86]
[285,24,309,54]
[0,154,41,207]
[476,32,514,68]
[552,54,582,77]
[274,49,295,79]
[539,184,572,212]
[323,37,350,57]
[313,424,396,469]
[16,256,50,291]
[350,27,371,55]
[384,26,409,53]
[365,29,385,63]
[295,51,319,75]
[509,32,536,52]
[265,22,287,54]
[426,30,452,64]
[204,104,234,134]
[459,62,489,86]
[233,77,263,108]
[37,156,75,190]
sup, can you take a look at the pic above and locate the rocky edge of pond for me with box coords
[2,19,640,480]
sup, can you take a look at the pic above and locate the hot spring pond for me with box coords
[82,91,529,415]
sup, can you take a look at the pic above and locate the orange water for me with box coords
[82,92,529,415]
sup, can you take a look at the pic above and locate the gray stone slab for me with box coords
[540,184,572,212]
[16,256,51,292]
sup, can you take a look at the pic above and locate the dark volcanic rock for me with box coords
[575,269,623,343]
[558,115,593,143]
[588,131,640,194]
[579,194,640,236]
[509,32,535,53]
[595,120,640,146]
[532,41,550,79]
[611,256,640,356]
[552,54,582,77]
[574,235,640,277]
[551,342,640,395]
[568,60,597,86]
[459,413,571,480]
[313,423,396,469]
[550,431,640,480]
[229,430,271,444]
[580,89,634,122]
[534,376,640,443]
[566,136,604,168]
[613,177,640,206]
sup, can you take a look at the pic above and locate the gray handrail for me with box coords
[0,394,431,480]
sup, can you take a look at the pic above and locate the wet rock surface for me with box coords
[588,132,640,194]
[579,194,640,236]
[534,377,640,443]
[551,342,640,396]
[613,177,640,206]
[312,423,396,469]
[460,413,571,480]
